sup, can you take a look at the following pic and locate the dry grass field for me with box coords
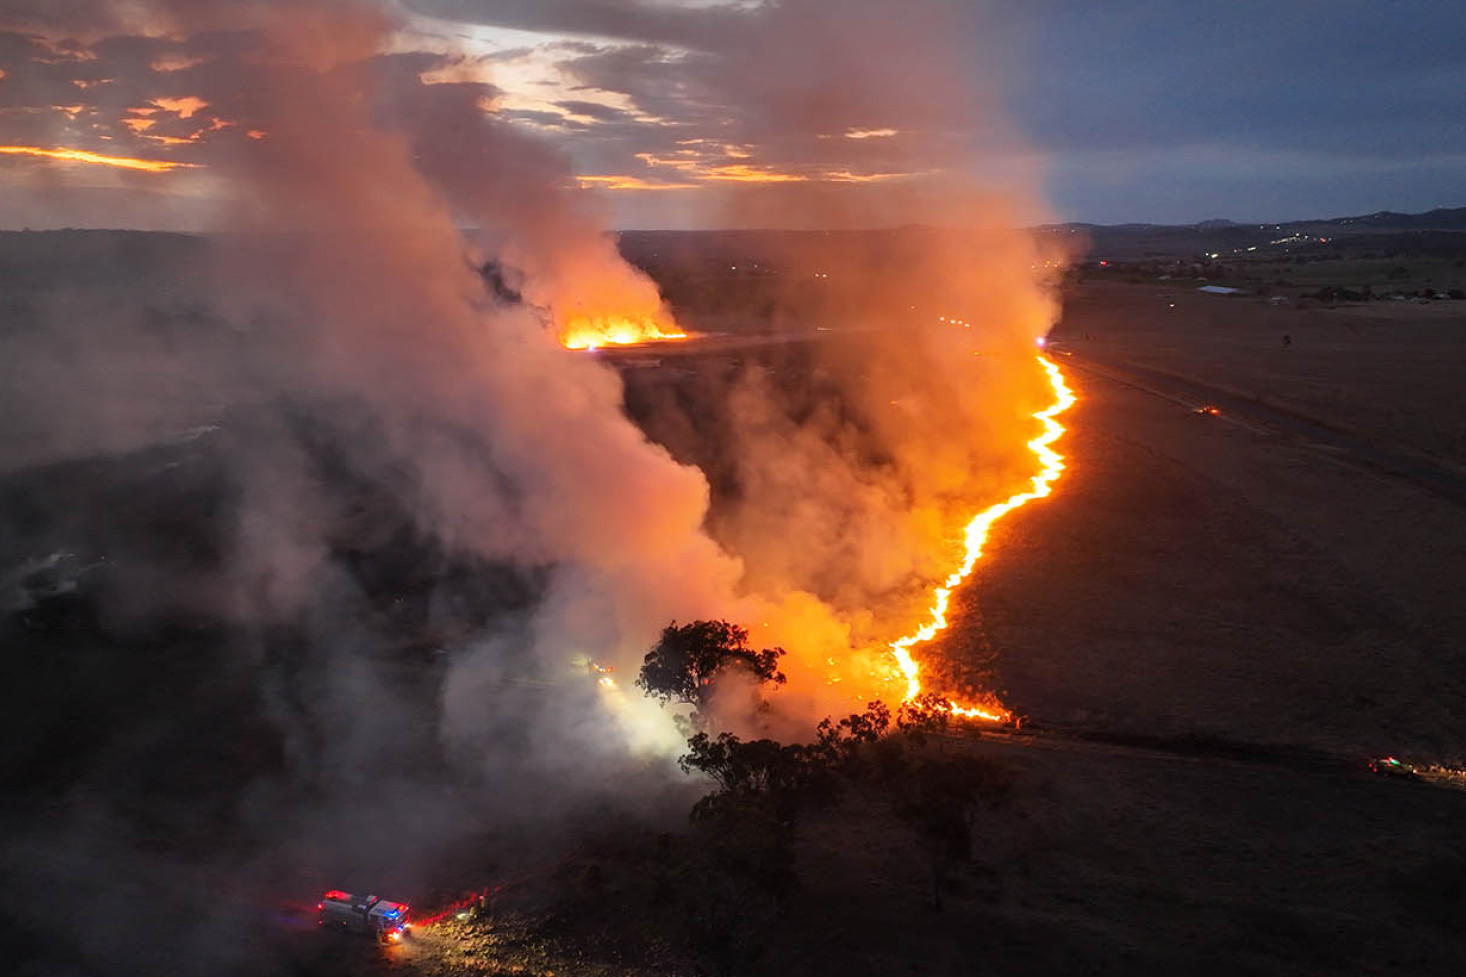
[1061,282,1466,467]
[828,280,1466,973]
[7,241,1466,976]
[969,367,1466,757]
[377,281,1466,977]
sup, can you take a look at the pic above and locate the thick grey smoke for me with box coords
[0,3,747,972]
[555,0,1069,694]
[0,1,1065,972]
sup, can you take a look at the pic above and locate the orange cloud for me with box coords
[824,169,911,183]
[634,146,906,185]
[143,117,233,145]
[703,164,808,183]
[34,46,97,66]
[152,96,208,119]
[576,174,698,191]
[635,152,809,184]
[151,54,206,73]
[0,145,200,173]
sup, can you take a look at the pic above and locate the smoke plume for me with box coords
[0,0,1064,971]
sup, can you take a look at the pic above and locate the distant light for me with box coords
[1035,336,1047,347]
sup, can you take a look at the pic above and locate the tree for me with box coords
[663,665,1025,931]
[636,620,785,720]
[890,754,1015,911]
[894,692,953,742]
[679,798,790,977]
[812,700,892,781]
[675,731,825,972]
[682,732,812,799]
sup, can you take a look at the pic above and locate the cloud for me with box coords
[576,173,696,190]
[395,1,1038,226]
[404,0,748,48]
[554,97,633,121]
[404,0,1466,223]
[0,143,201,170]
[0,1,1042,230]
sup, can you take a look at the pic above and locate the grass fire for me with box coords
[560,314,689,350]
[887,354,1076,723]
[4,1,1466,976]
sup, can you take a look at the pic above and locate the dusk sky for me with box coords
[2,0,1462,230]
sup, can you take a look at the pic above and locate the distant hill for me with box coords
[6,206,1462,270]
[1048,206,1466,237]
[1319,207,1466,231]
[1045,205,1466,261]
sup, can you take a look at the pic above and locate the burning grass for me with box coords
[559,315,689,351]
[888,354,1075,722]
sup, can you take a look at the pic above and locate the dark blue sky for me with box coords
[1005,0,1466,221]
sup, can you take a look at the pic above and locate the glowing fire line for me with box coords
[561,314,688,350]
[888,354,1076,723]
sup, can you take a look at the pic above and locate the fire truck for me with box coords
[317,890,411,942]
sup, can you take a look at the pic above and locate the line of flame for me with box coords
[561,314,688,350]
[888,354,1076,723]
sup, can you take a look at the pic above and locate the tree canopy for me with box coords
[636,620,786,714]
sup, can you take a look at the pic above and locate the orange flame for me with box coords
[888,354,1075,723]
[561,314,688,350]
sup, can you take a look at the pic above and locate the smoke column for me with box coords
[131,0,774,748]
[0,0,1068,727]
[579,0,1068,707]
[0,2,1068,971]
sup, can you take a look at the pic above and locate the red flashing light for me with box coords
[323,889,351,901]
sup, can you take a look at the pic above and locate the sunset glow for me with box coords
[0,145,199,172]
[151,96,208,118]
[576,175,698,191]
